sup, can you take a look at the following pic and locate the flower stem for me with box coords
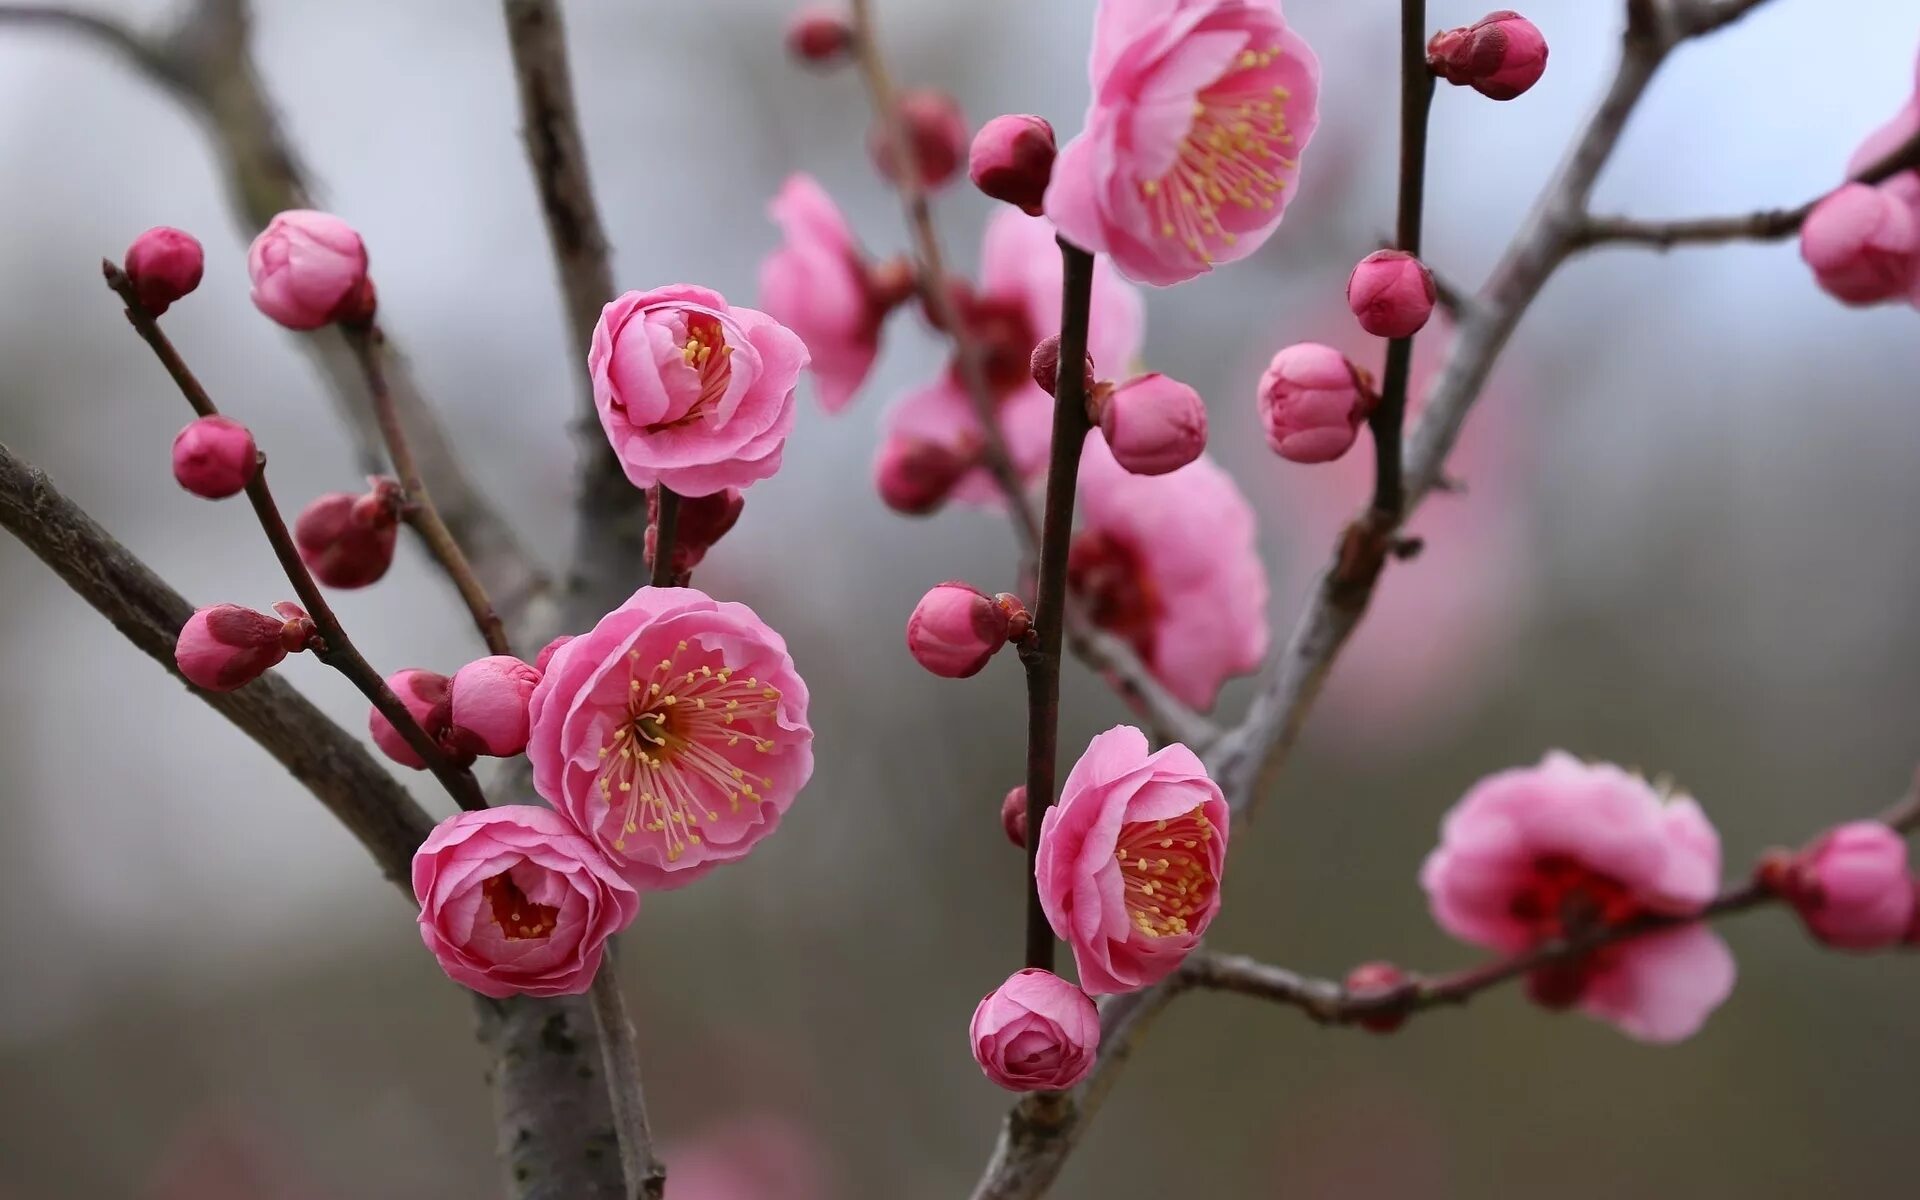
[1367,0,1435,520]
[1020,240,1098,973]
[102,261,489,811]
[649,485,680,588]
[343,325,512,657]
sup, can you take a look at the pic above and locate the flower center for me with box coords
[482,871,558,941]
[1510,855,1645,1008]
[653,313,734,431]
[1116,806,1216,938]
[1068,530,1160,662]
[1138,45,1299,261]
[596,638,783,862]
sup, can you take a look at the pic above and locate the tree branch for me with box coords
[0,439,435,890]
[1576,128,1920,251]
[345,325,512,657]
[104,261,490,811]
[1,0,550,631]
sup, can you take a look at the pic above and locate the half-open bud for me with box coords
[174,603,309,692]
[449,655,542,758]
[1093,373,1207,476]
[1427,11,1548,101]
[294,478,402,588]
[369,668,460,769]
[1257,343,1377,464]
[247,209,375,330]
[906,581,1012,678]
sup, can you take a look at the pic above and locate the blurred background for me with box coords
[2,0,1918,1196]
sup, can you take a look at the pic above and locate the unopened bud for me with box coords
[785,6,853,67]
[1000,785,1029,848]
[1029,334,1096,398]
[171,415,258,499]
[906,581,1011,678]
[1346,250,1436,339]
[294,478,402,588]
[870,89,968,190]
[1096,373,1207,476]
[969,114,1056,216]
[124,226,204,315]
[1427,11,1548,101]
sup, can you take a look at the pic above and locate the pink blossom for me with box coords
[869,88,969,189]
[1257,342,1375,463]
[527,586,813,890]
[969,968,1101,1090]
[450,655,542,758]
[1420,752,1735,1042]
[970,115,1058,216]
[1095,373,1208,475]
[759,174,890,412]
[293,479,401,589]
[1046,0,1321,285]
[906,582,1013,678]
[124,226,204,315]
[1037,725,1229,993]
[1346,250,1436,339]
[1071,437,1268,712]
[246,210,374,330]
[1800,183,1919,306]
[589,285,808,496]
[412,806,638,998]
[171,415,258,500]
[369,668,461,770]
[664,1115,830,1200]
[1777,821,1914,950]
[174,603,310,692]
[1427,11,1548,101]
[884,209,1143,504]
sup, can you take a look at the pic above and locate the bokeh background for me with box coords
[3,1,1918,1196]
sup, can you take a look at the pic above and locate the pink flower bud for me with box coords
[535,635,573,674]
[170,415,259,499]
[870,89,968,190]
[175,604,294,691]
[1095,373,1207,476]
[124,226,204,315]
[369,668,460,770]
[969,114,1057,216]
[906,581,1012,678]
[450,655,542,758]
[1029,333,1096,399]
[1346,250,1436,339]
[1000,785,1028,848]
[1799,183,1920,306]
[784,5,852,67]
[247,209,375,330]
[1776,821,1914,950]
[645,487,746,577]
[969,968,1099,1092]
[1344,961,1409,1034]
[875,434,977,515]
[293,479,401,588]
[1427,11,1548,101]
[1257,343,1377,464]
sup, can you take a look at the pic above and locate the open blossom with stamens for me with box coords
[412,806,638,998]
[1421,752,1735,1043]
[1036,725,1229,994]
[882,208,1142,505]
[527,586,813,891]
[1046,0,1321,285]
[589,285,809,496]
[1070,437,1267,711]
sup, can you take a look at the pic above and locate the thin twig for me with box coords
[846,0,1038,552]
[103,261,490,811]
[1577,128,1920,251]
[1,0,551,630]
[0,439,437,890]
[843,0,1214,752]
[586,956,666,1200]
[343,325,512,657]
[648,487,680,590]
[1189,772,1920,1025]
[1020,241,1098,973]
[1366,0,1435,521]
